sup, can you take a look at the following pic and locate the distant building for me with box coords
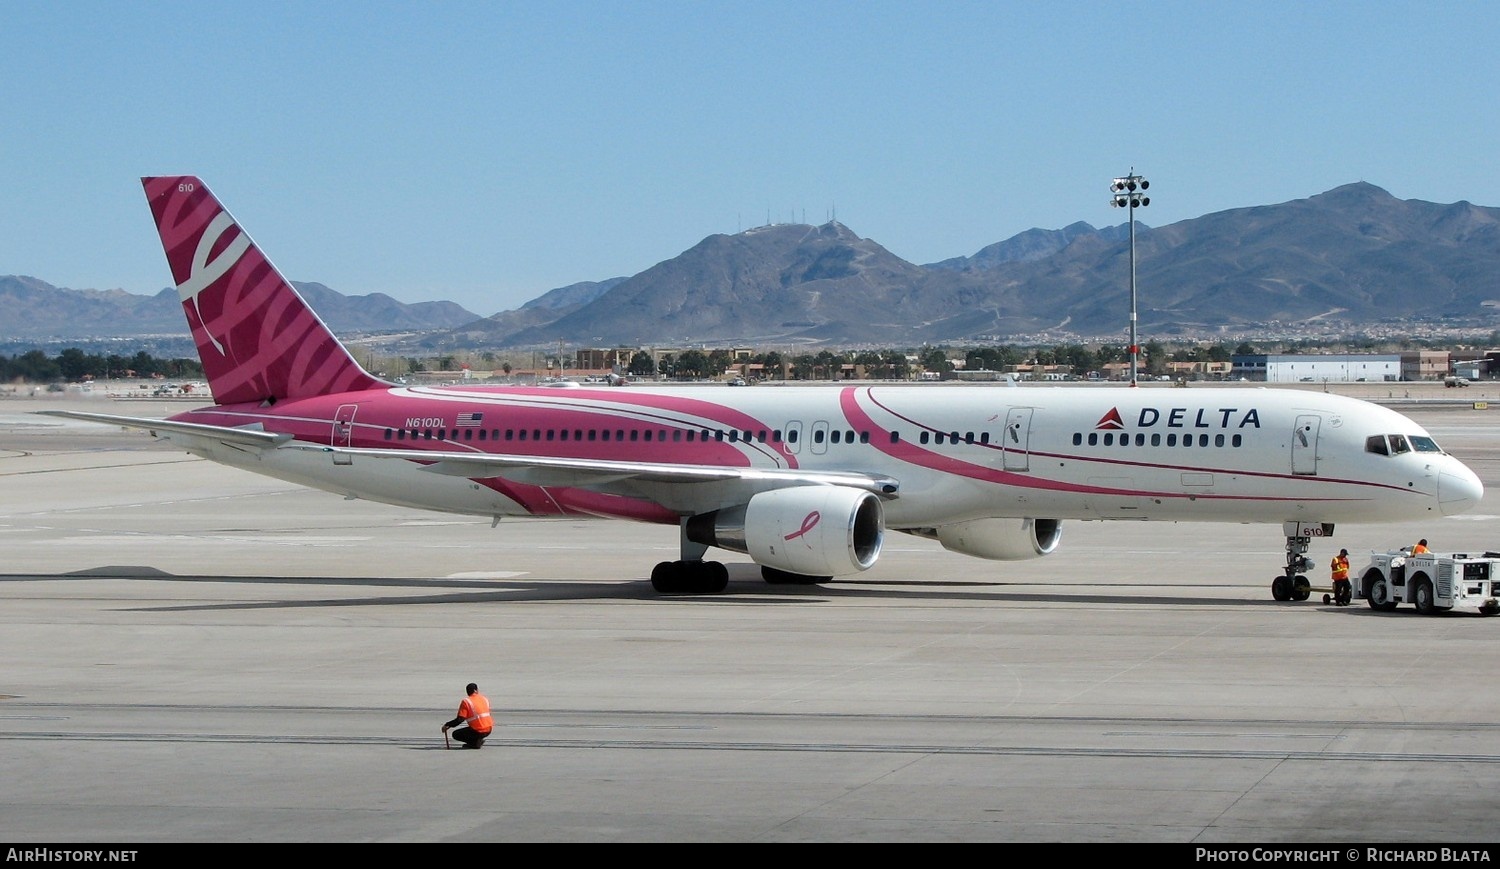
[1231,353,1402,383]
[1399,350,1450,382]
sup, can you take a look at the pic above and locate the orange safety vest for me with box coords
[458,693,493,734]
[1330,556,1349,581]
[1412,543,1430,555]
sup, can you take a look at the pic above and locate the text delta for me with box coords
[1138,407,1262,429]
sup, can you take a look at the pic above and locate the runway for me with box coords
[4,391,1500,842]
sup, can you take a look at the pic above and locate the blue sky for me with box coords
[4,1,1499,317]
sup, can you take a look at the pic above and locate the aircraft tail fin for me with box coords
[141,176,387,406]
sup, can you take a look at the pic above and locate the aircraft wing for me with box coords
[36,410,292,448]
[289,444,902,498]
[36,410,900,498]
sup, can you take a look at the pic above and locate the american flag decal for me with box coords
[457,412,484,427]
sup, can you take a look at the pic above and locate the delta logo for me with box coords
[1095,406,1263,430]
[1095,408,1126,430]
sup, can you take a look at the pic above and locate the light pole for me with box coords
[1110,170,1150,386]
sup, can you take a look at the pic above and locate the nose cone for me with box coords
[1439,463,1485,516]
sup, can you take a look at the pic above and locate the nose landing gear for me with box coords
[1271,523,1330,601]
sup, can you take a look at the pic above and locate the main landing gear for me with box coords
[651,522,729,593]
[649,519,831,594]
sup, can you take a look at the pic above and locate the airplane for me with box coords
[40,176,1486,596]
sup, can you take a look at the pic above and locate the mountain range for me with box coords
[7,182,1500,352]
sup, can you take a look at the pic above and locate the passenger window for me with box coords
[1151,433,1161,446]
[1073,433,1082,446]
[920,432,930,444]
[1087,432,1098,446]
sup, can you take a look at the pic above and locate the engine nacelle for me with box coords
[916,518,1062,561]
[685,486,884,577]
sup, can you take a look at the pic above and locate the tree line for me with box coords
[1,349,203,384]
[618,341,1253,381]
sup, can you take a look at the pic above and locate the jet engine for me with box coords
[905,517,1062,561]
[686,486,884,577]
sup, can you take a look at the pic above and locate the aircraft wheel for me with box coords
[651,561,682,593]
[1271,575,1292,601]
[1292,575,1311,601]
[697,561,729,594]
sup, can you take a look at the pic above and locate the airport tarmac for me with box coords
[4,390,1500,843]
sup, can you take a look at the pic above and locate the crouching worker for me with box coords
[442,682,493,749]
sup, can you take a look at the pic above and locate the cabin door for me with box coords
[332,404,358,465]
[1002,407,1033,472]
[1291,414,1321,475]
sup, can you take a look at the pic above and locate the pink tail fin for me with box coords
[142,176,386,405]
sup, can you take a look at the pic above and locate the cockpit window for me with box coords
[1409,435,1442,453]
[1368,433,1444,457]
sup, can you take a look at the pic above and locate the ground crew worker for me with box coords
[1330,548,1351,606]
[441,682,493,750]
[1412,539,1430,555]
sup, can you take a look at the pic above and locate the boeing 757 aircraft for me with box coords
[42,176,1485,595]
